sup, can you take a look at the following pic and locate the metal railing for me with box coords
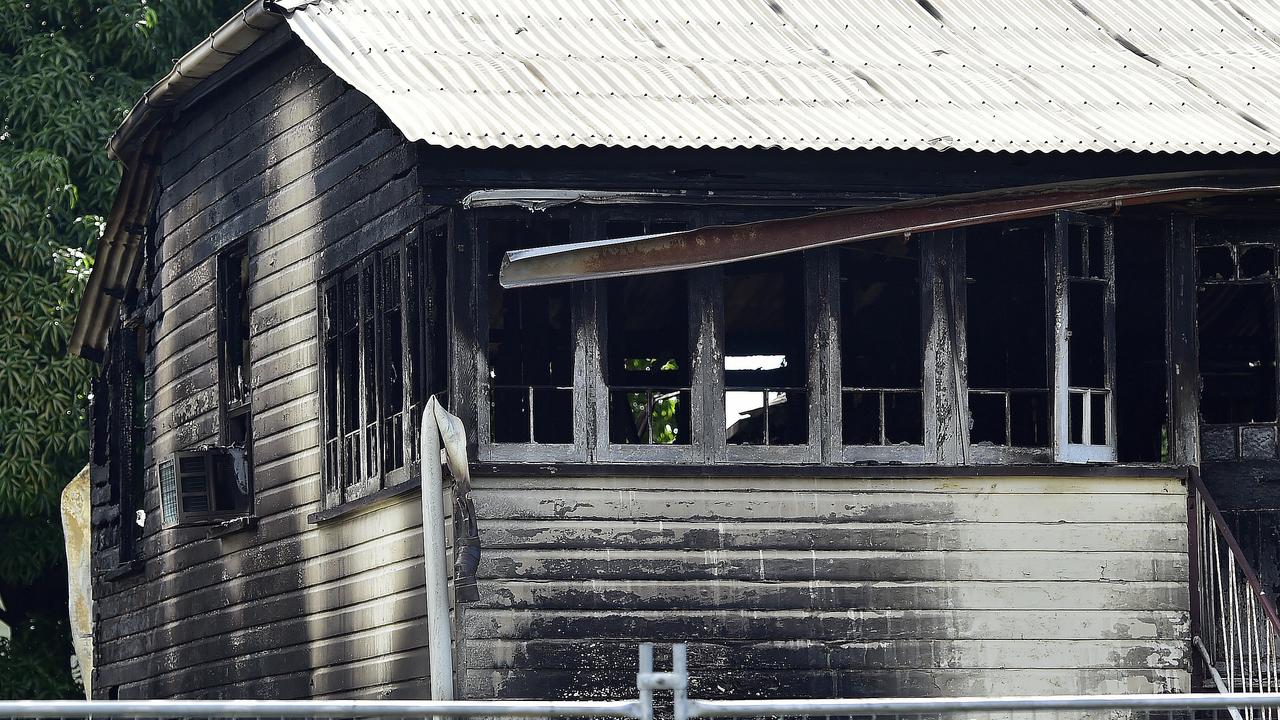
[8,643,1280,720]
[1190,469,1280,714]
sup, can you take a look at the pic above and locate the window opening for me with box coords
[965,224,1051,452]
[405,223,450,462]
[485,217,574,445]
[1199,284,1276,424]
[1114,217,1170,463]
[839,236,922,447]
[723,254,808,445]
[216,244,253,509]
[1053,212,1117,462]
[319,231,435,508]
[380,248,405,473]
[603,219,692,447]
[98,325,146,558]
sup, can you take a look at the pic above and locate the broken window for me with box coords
[604,219,692,448]
[1114,217,1170,463]
[839,236,923,449]
[484,216,575,446]
[98,324,147,560]
[1053,212,1117,462]
[723,254,809,447]
[1196,221,1279,461]
[215,243,253,516]
[405,222,450,465]
[320,231,435,508]
[965,223,1052,456]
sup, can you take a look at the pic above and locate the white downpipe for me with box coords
[420,396,455,700]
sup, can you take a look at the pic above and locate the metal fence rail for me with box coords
[0,699,646,718]
[8,643,1280,720]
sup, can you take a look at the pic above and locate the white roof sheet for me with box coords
[276,0,1280,153]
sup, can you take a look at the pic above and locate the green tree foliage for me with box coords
[0,0,243,698]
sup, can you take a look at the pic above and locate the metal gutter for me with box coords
[498,170,1280,289]
[71,1,287,359]
[108,1,284,161]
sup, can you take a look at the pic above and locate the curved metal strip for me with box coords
[500,170,1280,288]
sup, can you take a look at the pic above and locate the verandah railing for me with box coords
[1189,469,1280,712]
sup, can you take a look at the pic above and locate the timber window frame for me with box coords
[96,323,147,562]
[466,204,1127,466]
[474,208,589,462]
[1195,219,1280,462]
[318,224,448,509]
[159,242,260,527]
[592,210,702,463]
[1052,211,1119,463]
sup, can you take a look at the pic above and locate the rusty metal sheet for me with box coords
[498,171,1280,288]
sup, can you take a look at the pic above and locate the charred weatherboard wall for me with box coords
[91,41,430,698]
[464,472,1191,699]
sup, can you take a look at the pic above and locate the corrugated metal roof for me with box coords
[276,0,1280,153]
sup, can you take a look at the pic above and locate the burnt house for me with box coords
[70,0,1280,701]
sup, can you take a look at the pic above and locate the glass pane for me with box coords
[1087,225,1106,279]
[381,252,404,471]
[726,390,766,445]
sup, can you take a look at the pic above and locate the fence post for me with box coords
[672,644,689,720]
[637,643,654,720]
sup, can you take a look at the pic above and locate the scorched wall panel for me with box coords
[91,39,430,699]
[465,474,1190,699]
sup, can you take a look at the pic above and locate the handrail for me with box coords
[1189,469,1280,632]
[1188,468,1280,709]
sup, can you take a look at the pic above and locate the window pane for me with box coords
[966,224,1049,448]
[1067,280,1107,389]
[360,264,379,482]
[724,255,807,445]
[1200,284,1277,423]
[839,237,921,446]
[381,251,405,472]
[486,218,574,444]
[607,272,690,445]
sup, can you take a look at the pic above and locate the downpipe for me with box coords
[420,397,480,700]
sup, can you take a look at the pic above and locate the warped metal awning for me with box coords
[499,170,1280,289]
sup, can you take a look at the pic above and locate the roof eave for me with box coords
[72,1,289,360]
[108,1,286,161]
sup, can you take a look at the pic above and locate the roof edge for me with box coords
[107,0,286,161]
[74,1,290,359]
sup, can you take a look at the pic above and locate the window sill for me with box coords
[207,515,258,539]
[308,479,421,524]
[470,461,1188,479]
[102,559,145,582]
